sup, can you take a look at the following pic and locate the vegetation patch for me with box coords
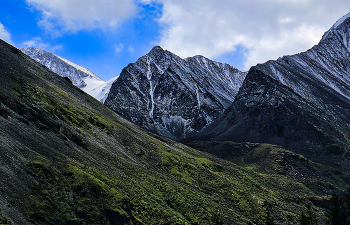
[26,146,319,225]
[25,161,141,225]
[0,208,11,225]
[24,85,114,136]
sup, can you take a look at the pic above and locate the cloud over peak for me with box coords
[152,0,350,69]
[22,37,63,53]
[0,22,12,44]
[24,0,350,70]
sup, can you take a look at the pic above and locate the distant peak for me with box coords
[23,46,43,51]
[192,55,206,59]
[24,46,39,49]
[146,46,169,60]
[21,46,45,53]
[321,12,350,41]
[149,46,164,53]
[331,12,350,29]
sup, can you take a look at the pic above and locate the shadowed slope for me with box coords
[196,13,350,170]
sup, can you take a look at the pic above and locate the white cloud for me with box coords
[278,17,294,24]
[115,44,135,54]
[22,37,63,52]
[139,0,153,3]
[0,22,12,44]
[26,0,137,33]
[147,0,350,69]
[115,43,124,53]
[128,45,135,53]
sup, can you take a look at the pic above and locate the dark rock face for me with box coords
[197,14,350,161]
[105,46,247,140]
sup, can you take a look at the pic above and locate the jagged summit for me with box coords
[149,45,165,54]
[104,46,247,140]
[330,12,350,29]
[321,11,350,44]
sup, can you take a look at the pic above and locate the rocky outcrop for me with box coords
[105,46,247,140]
[197,13,350,163]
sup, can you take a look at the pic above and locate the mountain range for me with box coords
[22,13,350,151]
[22,46,247,141]
[6,11,350,224]
[194,12,350,166]
[1,37,339,225]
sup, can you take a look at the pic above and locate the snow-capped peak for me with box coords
[21,47,117,102]
[321,12,350,41]
[54,55,103,81]
[82,76,118,103]
[331,12,350,29]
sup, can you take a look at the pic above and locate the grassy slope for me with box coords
[0,208,11,225]
[0,39,341,224]
[188,141,350,200]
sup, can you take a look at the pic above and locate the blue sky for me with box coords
[0,0,165,80]
[0,0,349,81]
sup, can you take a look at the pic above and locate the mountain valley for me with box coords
[3,11,350,225]
[1,35,348,224]
[0,38,335,225]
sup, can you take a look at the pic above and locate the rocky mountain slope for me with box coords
[104,46,247,140]
[1,39,347,224]
[196,13,350,167]
[21,47,115,102]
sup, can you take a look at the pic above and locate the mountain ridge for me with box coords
[2,12,350,224]
[105,46,247,141]
[194,12,350,169]
[21,47,116,102]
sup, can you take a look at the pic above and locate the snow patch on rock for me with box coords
[21,47,118,102]
[105,46,247,140]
